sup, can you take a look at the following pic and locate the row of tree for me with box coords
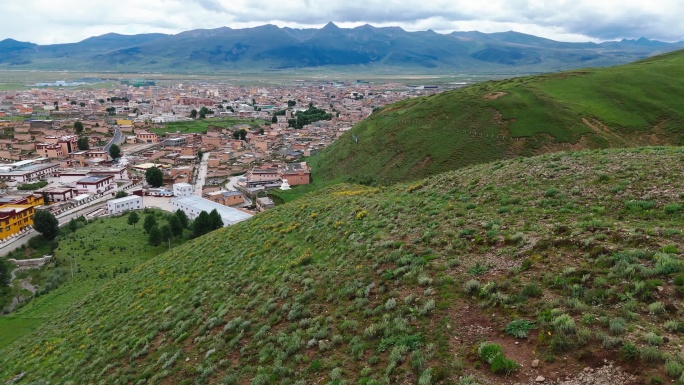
[128,208,223,247]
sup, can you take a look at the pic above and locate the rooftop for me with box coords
[77,175,112,184]
[172,195,253,224]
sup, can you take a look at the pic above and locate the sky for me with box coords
[3,0,683,45]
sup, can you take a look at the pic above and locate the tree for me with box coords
[128,211,140,228]
[145,166,163,188]
[190,109,197,119]
[67,218,78,233]
[109,144,121,159]
[287,100,296,108]
[192,211,212,238]
[160,224,172,248]
[168,215,183,237]
[209,209,223,230]
[33,210,59,240]
[79,102,86,107]
[74,121,84,135]
[175,209,189,228]
[115,190,128,198]
[77,137,89,150]
[0,258,11,286]
[199,110,206,119]
[148,226,162,246]
[258,128,265,135]
[143,214,157,234]
[271,115,278,124]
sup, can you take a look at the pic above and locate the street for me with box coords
[194,152,210,196]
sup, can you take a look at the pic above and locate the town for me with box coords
[0,79,443,251]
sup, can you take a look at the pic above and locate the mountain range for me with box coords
[1,22,684,72]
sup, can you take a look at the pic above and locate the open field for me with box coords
[150,117,267,136]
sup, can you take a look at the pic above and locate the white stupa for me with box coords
[280,178,291,190]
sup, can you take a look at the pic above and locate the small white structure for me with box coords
[173,183,193,197]
[171,195,252,226]
[107,195,142,215]
[280,178,291,191]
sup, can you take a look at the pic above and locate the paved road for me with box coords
[194,152,210,196]
[104,126,122,152]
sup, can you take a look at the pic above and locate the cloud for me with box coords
[1,0,683,44]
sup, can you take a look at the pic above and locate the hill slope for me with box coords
[2,147,684,384]
[2,24,684,72]
[314,49,684,186]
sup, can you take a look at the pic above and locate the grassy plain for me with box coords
[1,147,683,384]
[150,117,266,135]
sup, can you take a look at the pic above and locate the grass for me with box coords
[309,50,684,188]
[0,147,683,383]
[148,117,266,135]
[0,211,188,350]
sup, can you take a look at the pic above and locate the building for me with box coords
[173,183,193,197]
[206,190,245,206]
[256,197,275,212]
[136,131,159,143]
[0,194,44,240]
[164,137,186,147]
[280,162,311,185]
[38,186,76,202]
[35,143,65,158]
[75,175,114,194]
[0,159,59,184]
[107,195,142,215]
[171,195,252,226]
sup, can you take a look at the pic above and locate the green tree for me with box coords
[148,225,162,246]
[287,100,296,107]
[168,215,183,237]
[115,190,128,198]
[109,144,121,159]
[271,115,278,123]
[77,137,89,150]
[190,109,197,119]
[0,257,11,286]
[33,210,59,240]
[143,214,157,234]
[145,166,163,188]
[192,211,212,238]
[175,209,189,228]
[67,218,78,233]
[160,224,172,248]
[209,209,223,230]
[74,121,84,135]
[258,128,265,135]
[127,211,140,228]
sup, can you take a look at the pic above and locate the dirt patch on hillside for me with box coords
[484,92,508,100]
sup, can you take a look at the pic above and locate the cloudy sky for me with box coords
[3,0,683,44]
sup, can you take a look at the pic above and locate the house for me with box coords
[206,190,245,206]
[136,131,159,143]
[173,183,193,197]
[256,196,275,212]
[0,194,44,240]
[37,186,76,202]
[280,162,311,185]
[0,159,59,184]
[75,175,114,194]
[171,195,252,226]
[107,195,142,215]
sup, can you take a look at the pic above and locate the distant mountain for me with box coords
[1,24,683,72]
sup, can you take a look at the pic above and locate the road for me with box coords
[104,126,122,152]
[194,152,210,196]
[224,175,252,205]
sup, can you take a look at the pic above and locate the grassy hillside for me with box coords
[2,147,684,384]
[313,50,684,186]
[0,211,187,350]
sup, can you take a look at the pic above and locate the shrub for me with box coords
[641,347,662,363]
[490,354,519,375]
[463,280,481,293]
[504,320,537,339]
[645,332,664,346]
[649,302,666,315]
[478,343,503,364]
[417,368,432,385]
[552,314,577,334]
[521,283,542,298]
[664,320,684,333]
[609,317,627,335]
[620,342,640,361]
[457,375,479,385]
[665,359,683,378]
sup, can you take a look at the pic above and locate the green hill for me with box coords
[2,147,684,384]
[313,50,684,186]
